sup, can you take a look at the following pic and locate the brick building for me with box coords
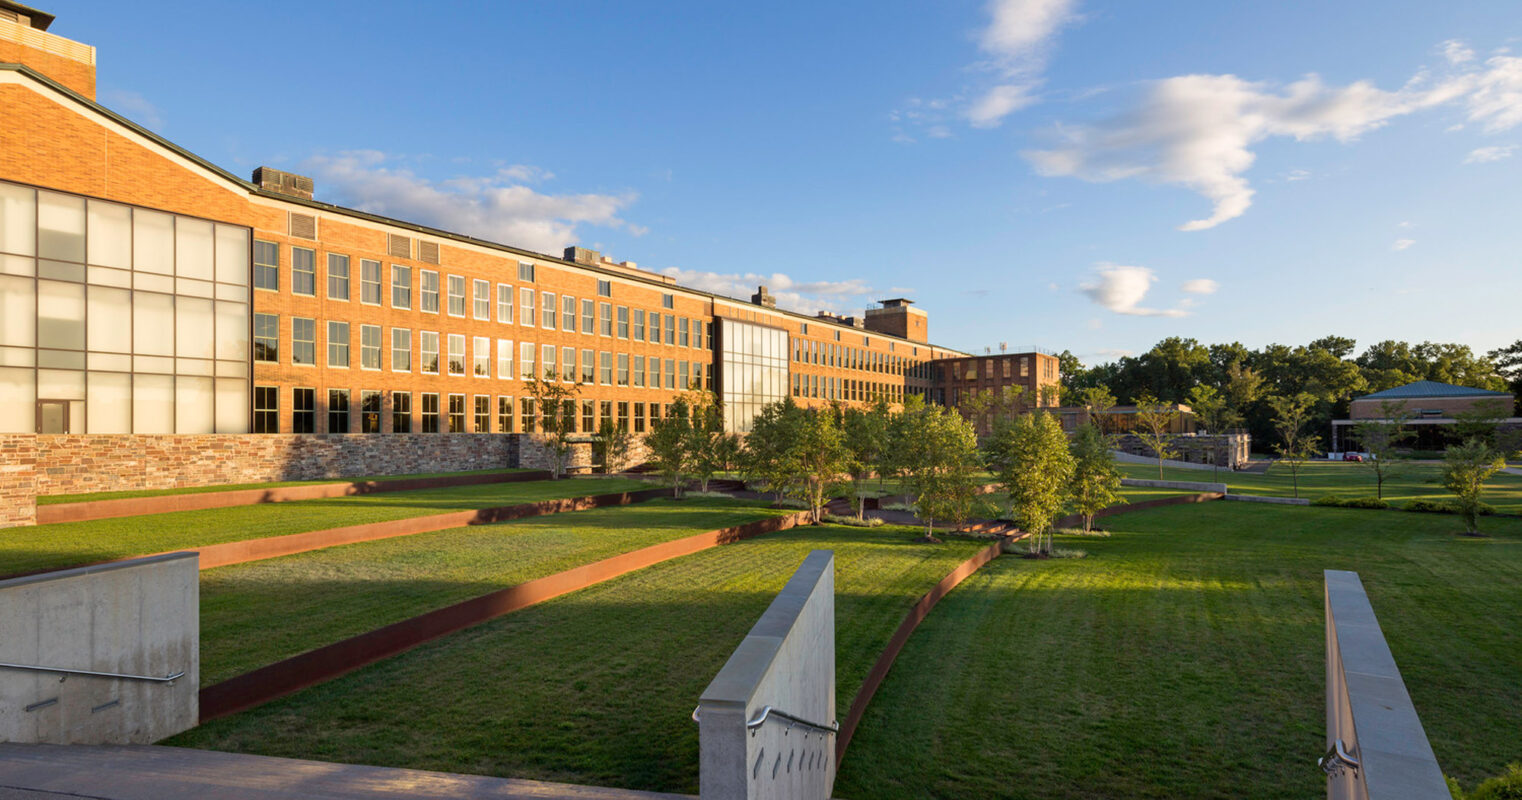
[0,4,1057,448]
[1331,380,1520,453]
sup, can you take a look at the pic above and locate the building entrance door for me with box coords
[37,400,70,434]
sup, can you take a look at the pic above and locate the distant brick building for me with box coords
[1333,380,1519,452]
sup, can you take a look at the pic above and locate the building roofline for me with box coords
[0,0,54,30]
[3,62,973,357]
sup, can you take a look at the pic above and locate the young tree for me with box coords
[985,411,1074,554]
[646,396,695,498]
[959,385,1025,436]
[742,399,849,522]
[685,390,735,493]
[1452,398,1512,450]
[594,417,632,475]
[1068,422,1124,533]
[1187,384,1230,479]
[1443,439,1506,536]
[903,404,982,541]
[1077,385,1118,434]
[1352,399,1414,499]
[841,400,891,519]
[1268,392,1322,499]
[524,372,582,479]
[883,394,927,505]
[1132,394,1180,479]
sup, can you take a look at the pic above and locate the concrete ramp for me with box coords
[0,744,692,800]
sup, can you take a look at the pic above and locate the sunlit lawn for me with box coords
[835,502,1522,799]
[36,468,531,505]
[0,476,655,576]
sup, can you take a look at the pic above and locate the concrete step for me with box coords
[0,744,692,800]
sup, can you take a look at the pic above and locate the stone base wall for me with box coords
[0,435,38,528]
[509,433,652,474]
[1113,432,1250,469]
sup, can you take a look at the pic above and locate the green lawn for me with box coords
[36,468,532,505]
[198,498,788,684]
[170,524,987,793]
[834,502,1522,799]
[1118,459,1522,513]
[0,477,655,577]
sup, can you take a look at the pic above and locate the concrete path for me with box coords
[0,744,691,800]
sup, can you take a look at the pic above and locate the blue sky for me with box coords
[55,0,1522,362]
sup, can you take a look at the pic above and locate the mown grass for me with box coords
[198,498,788,684]
[834,502,1522,799]
[1119,459,1522,513]
[170,523,987,793]
[35,468,531,505]
[0,477,655,577]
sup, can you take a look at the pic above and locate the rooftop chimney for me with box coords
[252,167,314,200]
[751,285,776,308]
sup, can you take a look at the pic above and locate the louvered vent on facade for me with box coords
[288,212,317,240]
[388,234,412,259]
[417,240,440,264]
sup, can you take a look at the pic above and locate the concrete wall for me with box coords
[0,552,198,744]
[699,550,835,800]
[1324,570,1449,800]
[1113,432,1250,469]
[1121,477,1229,494]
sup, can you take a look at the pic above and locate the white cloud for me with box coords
[1392,238,1416,250]
[658,267,880,316]
[1181,278,1219,294]
[102,89,164,130]
[968,83,1040,128]
[303,151,641,254]
[1284,168,1312,181]
[1025,43,1522,230]
[965,0,1079,128]
[1443,39,1476,65]
[1465,144,1516,163]
[1078,264,1187,317]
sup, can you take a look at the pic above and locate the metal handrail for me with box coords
[0,661,184,684]
[1319,739,1361,777]
[691,704,839,737]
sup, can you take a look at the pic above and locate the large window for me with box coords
[717,318,789,432]
[392,264,411,308]
[360,259,381,304]
[473,279,490,320]
[497,283,513,323]
[421,270,440,313]
[562,346,575,382]
[360,390,381,433]
[520,287,535,326]
[633,308,646,341]
[633,355,645,387]
[498,396,514,432]
[474,395,490,432]
[360,324,381,370]
[447,274,466,316]
[254,313,278,362]
[254,240,278,290]
[542,291,556,329]
[580,349,595,383]
[421,331,439,374]
[292,247,316,296]
[581,299,594,334]
[649,313,662,345]
[599,302,613,336]
[328,389,350,433]
[327,253,349,300]
[293,318,316,365]
[617,306,629,339]
[600,351,613,385]
[293,387,316,433]
[327,321,349,367]
[617,353,629,386]
[562,295,576,330]
[421,393,440,433]
[447,334,466,375]
[497,339,513,379]
[253,386,278,433]
[518,262,535,282]
[447,393,466,432]
[391,328,411,371]
[664,315,676,346]
[473,336,490,377]
[520,341,535,379]
[392,391,411,433]
[542,344,557,380]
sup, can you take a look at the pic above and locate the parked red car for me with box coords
[1342,453,1364,462]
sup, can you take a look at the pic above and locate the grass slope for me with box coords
[171,524,986,793]
[199,498,786,684]
[0,477,654,576]
[835,502,1522,799]
[36,468,531,505]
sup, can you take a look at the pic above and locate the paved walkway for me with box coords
[0,744,691,800]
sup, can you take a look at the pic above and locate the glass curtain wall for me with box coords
[716,317,788,432]
[0,179,252,433]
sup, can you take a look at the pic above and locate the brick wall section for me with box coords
[0,40,97,99]
[0,435,37,527]
[509,433,652,473]
[1350,395,1514,419]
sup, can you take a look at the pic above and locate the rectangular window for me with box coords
[562,295,576,330]
[617,306,629,338]
[617,353,630,386]
[542,291,556,329]
[520,341,535,379]
[597,279,611,297]
[473,279,490,319]
[447,274,466,316]
[581,399,594,433]
[633,402,646,433]
[292,318,316,365]
[520,287,535,326]
[254,240,279,290]
[520,398,536,433]
[360,324,381,369]
[327,321,350,367]
[421,331,440,374]
[633,308,646,341]
[497,283,513,323]
[649,312,662,344]
[474,395,490,433]
[634,355,645,387]
[392,391,411,433]
[253,386,278,433]
[421,393,440,433]
[292,247,316,296]
[392,264,411,308]
[473,336,490,377]
[665,315,676,346]
[662,293,674,309]
[580,348,595,383]
[392,328,412,372]
[361,259,382,304]
[293,387,316,433]
[680,318,690,347]
[421,270,440,313]
[542,344,557,380]
[617,402,629,431]
[254,313,279,362]
[665,358,676,389]
[562,346,576,382]
[327,253,350,300]
[328,389,350,433]
[679,361,690,390]
[581,299,595,333]
[447,333,466,375]
[518,262,535,282]
[498,396,514,432]
[497,338,513,379]
[599,302,613,336]
[600,351,613,385]
[361,391,382,433]
[693,320,704,349]
[601,401,612,429]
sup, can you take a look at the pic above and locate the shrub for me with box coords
[822,513,885,527]
[1449,763,1522,800]
[1054,526,1111,537]
[881,501,917,512]
[683,490,734,499]
[1313,495,1390,509]
[1402,498,1496,516]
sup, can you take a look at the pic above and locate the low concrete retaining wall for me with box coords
[200,510,810,723]
[699,550,836,800]
[35,470,552,525]
[1224,494,1311,506]
[1057,491,1223,529]
[0,553,198,744]
[1121,477,1229,494]
[1324,570,1449,800]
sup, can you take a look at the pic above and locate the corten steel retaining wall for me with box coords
[35,470,551,525]
[836,491,1224,763]
[199,509,811,723]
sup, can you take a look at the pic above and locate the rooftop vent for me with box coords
[253,167,314,200]
[564,246,601,266]
[752,285,776,308]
